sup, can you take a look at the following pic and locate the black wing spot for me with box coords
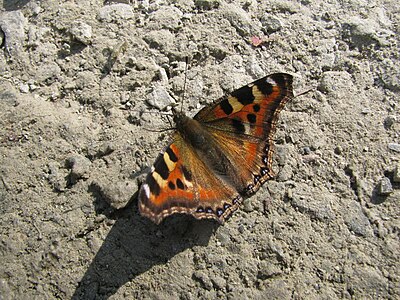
[176,178,185,190]
[220,99,233,115]
[232,118,245,134]
[168,181,176,190]
[155,158,169,180]
[147,174,161,196]
[270,73,287,86]
[181,165,192,181]
[247,113,256,124]
[256,78,274,96]
[253,104,260,112]
[262,156,268,165]
[166,146,178,162]
[231,86,255,105]
[260,167,269,176]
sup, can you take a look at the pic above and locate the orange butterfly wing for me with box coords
[195,73,293,194]
[138,137,242,224]
[138,73,293,224]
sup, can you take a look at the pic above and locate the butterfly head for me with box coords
[171,106,189,128]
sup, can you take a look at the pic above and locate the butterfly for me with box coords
[138,73,293,224]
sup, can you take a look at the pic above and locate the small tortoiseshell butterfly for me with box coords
[138,73,293,224]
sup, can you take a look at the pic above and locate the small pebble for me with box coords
[388,143,400,152]
[303,147,311,155]
[69,21,92,45]
[158,68,169,84]
[242,198,253,212]
[194,0,221,10]
[261,15,283,33]
[0,11,27,56]
[258,261,282,279]
[343,16,380,48]
[334,146,343,155]
[19,83,29,93]
[378,177,393,196]
[394,164,400,183]
[193,271,213,290]
[146,84,176,110]
[222,3,254,36]
[98,3,134,22]
[215,231,230,246]
[210,274,226,291]
[0,28,4,47]
[383,116,396,129]
[47,162,67,192]
[66,154,92,184]
[277,164,293,181]
[92,178,136,209]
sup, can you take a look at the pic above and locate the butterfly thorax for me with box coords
[172,109,212,152]
[173,109,234,179]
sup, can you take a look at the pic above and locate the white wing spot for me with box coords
[266,77,276,86]
[143,184,150,199]
[244,123,251,135]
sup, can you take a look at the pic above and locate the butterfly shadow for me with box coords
[72,187,218,299]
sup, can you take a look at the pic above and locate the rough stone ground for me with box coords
[0,0,399,299]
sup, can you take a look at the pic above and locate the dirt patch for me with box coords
[1,0,399,299]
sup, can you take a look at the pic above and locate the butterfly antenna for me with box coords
[162,113,172,128]
[142,127,176,133]
[295,88,314,98]
[181,56,190,114]
[140,111,174,117]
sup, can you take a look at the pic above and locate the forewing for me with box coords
[194,73,294,194]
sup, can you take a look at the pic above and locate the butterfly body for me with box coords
[139,73,294,224]
[173,110,238,186]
